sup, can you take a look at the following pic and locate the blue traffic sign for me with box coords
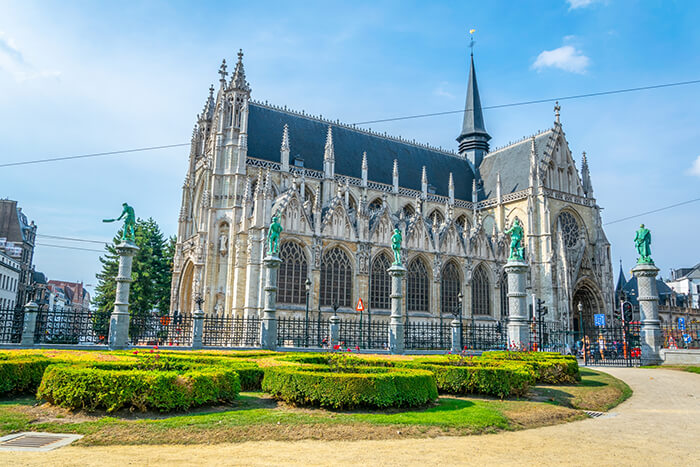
[594,314,606,327]
[678,317,686,331]
[683,334,692,344]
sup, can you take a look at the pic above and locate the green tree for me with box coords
[93,218,174,320]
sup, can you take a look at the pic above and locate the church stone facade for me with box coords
[171,50,614,330]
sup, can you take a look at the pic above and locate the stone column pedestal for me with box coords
[192,308,205,349]
[109,241,139,349]
[505,260,529,350]
[450,319,462,353]
[632,262,663,365]
[21,301,39,346]
[329,315,340,349]
[260,255,281,350]
[388,263,407,354]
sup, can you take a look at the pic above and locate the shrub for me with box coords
[0,358,54,395]
[37,365,240,412]
[480,351,580,384]
[262,366,437,409]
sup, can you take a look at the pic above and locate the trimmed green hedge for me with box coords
[0,358,54,395]
[262,366,437,409]
[37,364,241,412]
[406,363,533,398]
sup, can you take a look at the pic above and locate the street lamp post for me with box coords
[457,291,464,350]
[304,278,311,347]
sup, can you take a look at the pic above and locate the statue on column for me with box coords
[267,215,283,255]
[103,203,136,243]
[505,218,525,261]
[634,224,653,264]
[391,228,403,265]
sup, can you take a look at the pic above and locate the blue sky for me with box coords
[1,0,699,294]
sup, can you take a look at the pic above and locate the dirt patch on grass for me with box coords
[499,401,584,428]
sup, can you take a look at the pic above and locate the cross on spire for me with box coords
[218,59,228,83]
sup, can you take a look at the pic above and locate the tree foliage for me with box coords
[93,218,174,319]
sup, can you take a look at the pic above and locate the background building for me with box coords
[171,50,614,329]
[0,249,20,310]
[47,280,91,312]
[0,199,37,306]
[666,263,700,309]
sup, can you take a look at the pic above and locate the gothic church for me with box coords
[171,49,614,330]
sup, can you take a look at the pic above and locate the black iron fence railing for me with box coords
[574,323,642,366]
[661,322,700,349]
[0,308,23,344]
[129,313,193,347]
[34,308,110,345]
[277,316,329,348]
[338,318,388,350]
[405,321,451,350]
[461,321,507,351]
[202,315,261,347]
[527,319,570,353]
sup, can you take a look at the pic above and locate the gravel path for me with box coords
[3,367,698,466]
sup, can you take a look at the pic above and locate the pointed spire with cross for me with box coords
[218,59,228,86]
[554,101,561,124]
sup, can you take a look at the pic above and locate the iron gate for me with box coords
[573,323,641,367]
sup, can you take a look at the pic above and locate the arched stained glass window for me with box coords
[441,262,461,316]
[407,258,430,313]
[472,264,491,316]
[558,211,580,248]
[278,242,308,305]
[369,253,391,311]
[320,247,353,307]
[500,271,509,317]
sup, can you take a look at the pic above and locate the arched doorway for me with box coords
[178,261,195,315]
[572,280,603,331]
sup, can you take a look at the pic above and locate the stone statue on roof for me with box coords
[103,203,136,244]
[634,224,653,264]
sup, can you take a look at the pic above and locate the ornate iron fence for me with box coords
[527,320,571,353]
[338,318,388,350]
[574,323,642,366]
[202,315,260,347]
[404,321,451,350]
[661,321,700,349]
[277,316,329,348]
[0,308,23,344]
[34,308,110,345]
[461,321,507,351]
[129,313,193,347]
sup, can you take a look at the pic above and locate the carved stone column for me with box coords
[260,254,281,350]
[388,263,407,354]
[632,262,662,365]
[505,259,529,349]
[109,242,139,349]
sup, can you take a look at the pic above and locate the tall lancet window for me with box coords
[407,258,430,313]
[369,253,392,311]
[440,261,461,316]
[320,247,353,307]
[278,242,308,305]
[472,264,491,316]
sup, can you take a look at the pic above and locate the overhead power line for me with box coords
[37,234,108,245]
[0,143,189,168]
[351,78,700,125]
[35,243,105,253]
[603,197,700,226]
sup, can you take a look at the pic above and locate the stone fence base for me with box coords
[661,349,700,365]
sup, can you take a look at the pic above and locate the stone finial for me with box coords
[392,159,399,194]
[230,49,251,92]
[421,166,428,198]
[581,151,593,197]
[281,124,290,151]
[529,136,539,188]
[496,172,502,202]
[324,125,334,161]
[448,172,455,205]
[253,167,264,199]
[554,101,561,124]
[218,59,228,85]
[361,151,368,187]
[200,85,216,122]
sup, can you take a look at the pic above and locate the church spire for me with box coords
[457,49,491,170]
[229,49,251,93]
[581,151,594,198]
[200,85,215,122]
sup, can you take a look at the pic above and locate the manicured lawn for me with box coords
[530,368,632,412]
[641,365,700,375]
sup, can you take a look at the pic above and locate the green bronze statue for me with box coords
[103,202,136,243]
[391,228,403,265]
[634,224,653,264]
[267,215,282,255]
[505,218,525,261]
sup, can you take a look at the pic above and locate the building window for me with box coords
[440,262,461,316]
[278,242,308,305]
[558,211,580,248]
[472,264,491,316]
[428,209,444,226]
[500,271,509,317]
[369,253,391,311]
[320,247,353,307]
[407,258,430,313]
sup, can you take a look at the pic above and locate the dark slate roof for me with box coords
[247,103,475,200]
[478,130,552,199]
[622,276,674,307]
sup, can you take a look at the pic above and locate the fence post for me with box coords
[192,307,205,350]
[21,301,38,346]
[109,241,139,350]
[450,319,461,353]
[632,262,663,365]
[505,259,529,350]
[329,315,340,349]
[260,254,281,351]
[388,263,407,354]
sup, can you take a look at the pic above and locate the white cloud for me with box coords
[688,155,700,177]
[0,31,60,82]
[567,0,599,9]
[433,81,455,99]
[532,45,590,74]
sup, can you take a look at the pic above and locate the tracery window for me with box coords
[500,271,509,317]
[278,242,308,305]
[428,209,444,226]
[320,247,352,307]
[440,262,461,316]
[472,264,491,316]
[402,204,415,218]
[558,211,580,248]
[369,253,392,310]
[368,198,383,213]
[407,258,430,313]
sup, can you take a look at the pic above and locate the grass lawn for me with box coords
[0,368,625,445]
[641,365,700,375]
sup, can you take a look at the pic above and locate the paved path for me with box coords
[3,368,698,466]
